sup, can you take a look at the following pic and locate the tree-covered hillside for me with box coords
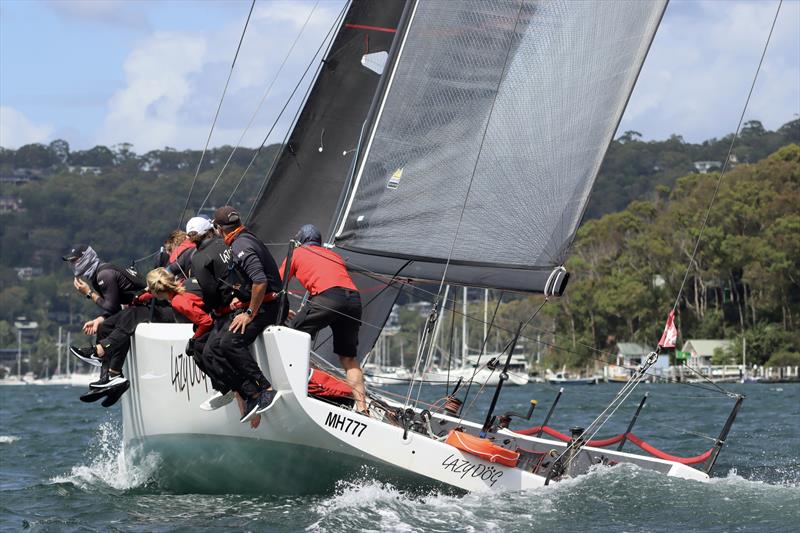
[0,120,798,375]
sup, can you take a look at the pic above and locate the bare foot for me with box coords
[235,393,246,417]
[250,415,261,429]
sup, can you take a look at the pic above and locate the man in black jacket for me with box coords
[204,206,284,423]
[65,244,172,390]
[186,217,245,411]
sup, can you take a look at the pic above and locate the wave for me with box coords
[0,435,20,443]
[49,422,160,492]
[305,463,800,533]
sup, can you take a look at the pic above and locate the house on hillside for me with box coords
[693,161,721,174]
[0,196,24,214]
[681,339,732,368]
[616,342,653,367]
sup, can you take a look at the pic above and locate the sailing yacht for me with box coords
[121,0,739,493]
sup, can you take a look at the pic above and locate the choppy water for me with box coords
[1,382,798,532]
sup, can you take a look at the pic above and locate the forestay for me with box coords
[334,0,666,293]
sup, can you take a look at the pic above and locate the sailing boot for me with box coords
[70,345,104,367]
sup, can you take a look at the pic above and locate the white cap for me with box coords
[186,216,213,235]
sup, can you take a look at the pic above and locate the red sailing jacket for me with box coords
[169,238,196,263]
[279,245,357,296]
[168,291,213,338]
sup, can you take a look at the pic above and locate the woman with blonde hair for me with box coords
[146,267,213,349]
[148,267,258,422]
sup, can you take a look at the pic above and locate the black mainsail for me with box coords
[333,0,667,294]
[247,0,408,358]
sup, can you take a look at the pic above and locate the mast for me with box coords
[246,0,410,362]
[66,330,71,375]
[16,328,22,379]
[462,287,468,367]
[56,326,62,376]
[483,289,488,352]
[427,285,449,371]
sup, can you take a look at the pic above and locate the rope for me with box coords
[178,0,255,227]
[197,1,319,214]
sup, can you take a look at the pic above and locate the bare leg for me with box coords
[340,356,367,413]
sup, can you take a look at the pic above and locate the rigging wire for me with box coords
[226,2,349,211]
[670,0,783,314]
[197,1,320,213]
[178,0,256,227]
[543,0,793,460]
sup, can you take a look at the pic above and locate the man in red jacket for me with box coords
[280,224,367,413]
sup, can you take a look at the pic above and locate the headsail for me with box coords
[247,0,408,358]
[334,0,667,294]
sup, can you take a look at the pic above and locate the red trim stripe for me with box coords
[345,23,396,33]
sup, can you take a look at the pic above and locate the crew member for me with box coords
[186,216,246,411]
[64,244,152,389]
[281,224,367,413]
[164,229,195,280]
[145,267,219,386]
[205,205,284,423]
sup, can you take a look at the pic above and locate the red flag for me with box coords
[658,310,678,348]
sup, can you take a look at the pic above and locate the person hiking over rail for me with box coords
[203,206,285,423]
[281,224,367,414]
[65,244,171,391]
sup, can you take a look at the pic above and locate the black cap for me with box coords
[62,244,88,261]
[212,206,241,228]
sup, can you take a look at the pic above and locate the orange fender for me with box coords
[446,430,519,467]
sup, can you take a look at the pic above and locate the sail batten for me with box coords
[334,0,667,294]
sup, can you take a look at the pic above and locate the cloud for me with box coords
[45,0,150,30]
[97,1,343,152]
[0,106,54,148]
[619,0,799,141]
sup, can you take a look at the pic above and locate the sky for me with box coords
[0,0,798,152]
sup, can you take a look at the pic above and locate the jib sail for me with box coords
[333,0,666,294]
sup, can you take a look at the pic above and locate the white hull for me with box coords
[422,367,529,386]
[363,366,412,386]
[122,324,708,494]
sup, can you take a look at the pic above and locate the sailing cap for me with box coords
[62,244,89,261]
[295,224,322,246]
[212,206,241,228]
[185,216,213,235]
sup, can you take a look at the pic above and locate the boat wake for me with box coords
[0,435,20,444]
[306,463,800,532]
[50,422,160,492]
